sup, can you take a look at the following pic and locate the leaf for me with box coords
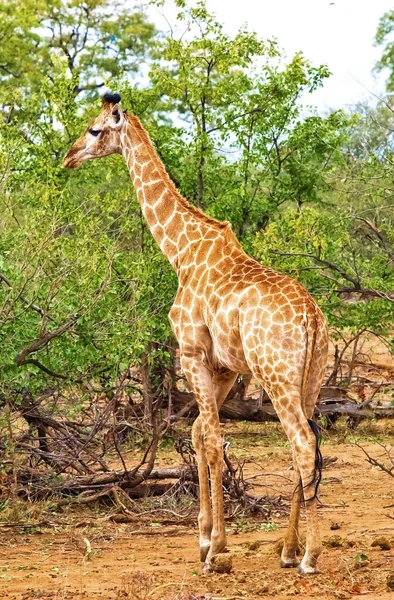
[354,553,368,563]
[295,579,313,595]
[349,584,371,595]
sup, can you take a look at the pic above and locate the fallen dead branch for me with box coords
[55,466,195,492]
[170,382,394,425]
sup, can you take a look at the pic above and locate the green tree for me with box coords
[375,8,394,92]
[2,0,392,419]
[0,0,157,101]
[0,61,176,407]
[145,1,348,245]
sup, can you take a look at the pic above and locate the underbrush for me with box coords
[0,497,56,526]
[1,420,393,531]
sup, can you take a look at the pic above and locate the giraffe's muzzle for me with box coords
[62,150,82,169]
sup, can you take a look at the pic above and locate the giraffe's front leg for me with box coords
[192,416,213,562]
[193,370,239,563]
[203,429,226,569]
[180,350,232,572]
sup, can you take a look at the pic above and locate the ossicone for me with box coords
[103,92,121,105]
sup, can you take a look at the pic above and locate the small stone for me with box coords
[210,554,233,574]
[387,572,394,591]
[371,536,391,551]
[330,522,341,530]
[323,455,338,468]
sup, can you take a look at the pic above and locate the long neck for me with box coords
[121,115,206,269]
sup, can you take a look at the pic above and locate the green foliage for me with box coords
[146,3,347,248]
[0,25,174,401]
[375,9,394,92]
[0,0,157,100]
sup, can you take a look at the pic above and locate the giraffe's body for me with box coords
[63,93,329,575]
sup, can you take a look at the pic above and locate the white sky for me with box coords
[150,0,394,112]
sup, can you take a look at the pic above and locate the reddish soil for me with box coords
[1,423,394,600]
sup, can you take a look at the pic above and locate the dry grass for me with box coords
[115,571,211,600]
[116,571,152,600]
[0,497,54,524]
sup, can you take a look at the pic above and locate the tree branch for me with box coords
[0,272,56,322]
[17,359,69,380]
[334,287,394,303]
[356,216,394,264]
[14,316,78,367]
[206,106,268,135]
[270,250,361,288]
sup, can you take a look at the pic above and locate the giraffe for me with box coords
[63,92,329,575]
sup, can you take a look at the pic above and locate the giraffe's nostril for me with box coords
[63,155,80,169]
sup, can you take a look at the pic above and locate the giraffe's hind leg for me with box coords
[296,334,327,574]
[280,363,323,569]
[269,389,322,575]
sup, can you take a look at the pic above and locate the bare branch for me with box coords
[270,250,361,288]
[14,316,78,367]
[355,216,394,264]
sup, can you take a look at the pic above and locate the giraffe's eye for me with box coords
[89,129,102,137]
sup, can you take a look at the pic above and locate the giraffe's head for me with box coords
[62,93,126,169]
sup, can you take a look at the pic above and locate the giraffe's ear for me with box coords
[109,104,124,129]
[102,92,124,128]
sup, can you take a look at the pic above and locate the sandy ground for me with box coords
[1,423,394,600]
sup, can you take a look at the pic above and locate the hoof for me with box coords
[200,544,210,562]
[202,561,213,575]
[280,557,300,569]
[297,564,319,575]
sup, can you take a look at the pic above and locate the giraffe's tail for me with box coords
[304,418,323,502]
[295,418,322,504]
[301,305,318,415]
[298,301,327,502]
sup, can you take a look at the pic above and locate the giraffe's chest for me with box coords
[211,333,251,374]
[169,286,251,374]
[204,297,251,375]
